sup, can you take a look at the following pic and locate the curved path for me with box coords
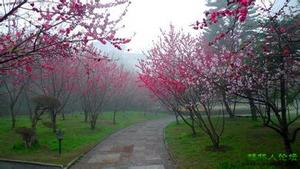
[70,117,174,169]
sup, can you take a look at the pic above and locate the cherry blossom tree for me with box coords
[0,0,131,71]
[139,26,227,146]
[27,57,79,132]
[138,26,197,135]
[194,0,300,154]
[0,65,32,128]
[108,65,129,124]
[226,16,300,153]
[78,56,122,129]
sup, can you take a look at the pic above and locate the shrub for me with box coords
[31,95,61,132]
[15,127,38,148]
[32,95,61,109]
[42,121,54,128]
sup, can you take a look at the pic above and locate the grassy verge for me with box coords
[0,111,166,166]
[165,118,300,169]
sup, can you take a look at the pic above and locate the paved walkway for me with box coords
[70,117,174,169]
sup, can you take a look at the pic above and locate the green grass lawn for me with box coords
[0,111,166,166]
[165,118,300,169]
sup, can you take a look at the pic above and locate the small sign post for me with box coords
[56,129,64,156]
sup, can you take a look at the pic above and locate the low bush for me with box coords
[15,127,38,148]
[42,121,54,128]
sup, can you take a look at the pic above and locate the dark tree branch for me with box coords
[0,0,27,23]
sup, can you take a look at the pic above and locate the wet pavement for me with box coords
[70,117,174,169]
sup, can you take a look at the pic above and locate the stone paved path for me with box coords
[70,117,174,169]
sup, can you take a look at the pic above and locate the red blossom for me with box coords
[25,65,32,73]
[280,27,286,33]
[210,11,218,23]
[283,47,290,57]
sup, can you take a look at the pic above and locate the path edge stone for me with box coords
[0,158,63,168]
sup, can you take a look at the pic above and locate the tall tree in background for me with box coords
[203,0,236,118]
[202,0,260,119]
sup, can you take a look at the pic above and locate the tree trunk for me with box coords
[213,140,220,149]
[190,112,196,136]
[245,91,258,120]
[177,108,197,136]
[31,106,42,130]
[282,133,293,154]
[53,117,56,133]
[278,50,293,154]
[175,112,179,125]
[113,111,116,125]
[191,123,196,136]
[84,111,88,122]
[263,88,271,126]
[232,99,237,115]
[11,111,16,129]
[248,98,257,120]
[31,114,38,130]
[90,119,96,130]
[90,113,97,130]
[51,110,57,133]
[296,99,299,116]
[207,131,220,150]
[9,104,16,129]
[61,112,65,120]
[222,90,234,118]
[29,110,33,121]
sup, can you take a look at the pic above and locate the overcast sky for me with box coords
[117,0,206,54]
[101,0,299,69]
